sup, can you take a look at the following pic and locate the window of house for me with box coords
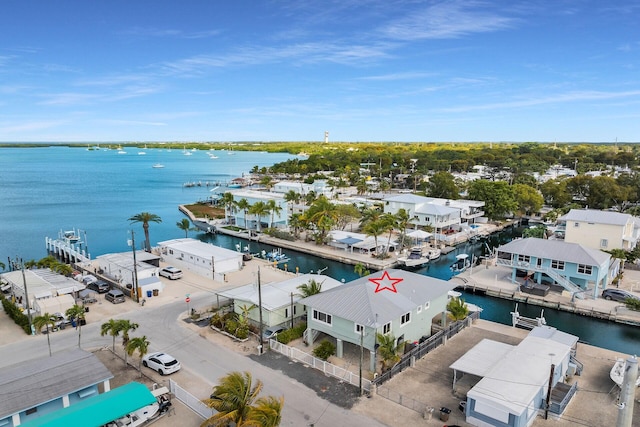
[425,301,430,310]
[551,260,565,270]
[600,239,608,248]
[355,323,364,334]
[401,312,411,326]
[517,255,530,263]
[285,308,288,318]
[313,309,332,325]
[574,222,579,227]
[383,321,391,334]
[577,264,592,275]
[293,306,297,315]
[537,258,543,267]
[169,249,174,255]
[417,305,422,314]
[25,408,37,416]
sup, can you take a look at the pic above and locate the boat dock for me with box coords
[453,261,640,327]
[45,229,91,264]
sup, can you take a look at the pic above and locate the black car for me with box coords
[87,280,109,293]
[602,288,639,302]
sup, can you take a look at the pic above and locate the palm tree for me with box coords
[447,297,469,321]
[380,212,397,257]
[128,212,162,252]
[289,213,305,239]
[125,336,150,377]
[33,312,55,356]
[0,261,5,271]
[100,318,122,354]
[202,371,283,427]
[266,199,283,229]
[119,319,139,366]
[246,396,284,427]
[176,218,195,237]
[221,192,236,222]
[65,304,86,348]
[296,279,323,297]
[376,333,403,372]
[394,208,413,249]
[283,190,301,216]
[354,263,370,277]
[235,198,250,229]
[260,176,274,190]
[362,219,386,258]
[248,201,269,232]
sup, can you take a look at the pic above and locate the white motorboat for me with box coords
[152,163,165,169]
[427,247,441,260]
[610,358,640,388]
[450,254,471,274]
[105,387,171,427]
[398,247,430,268]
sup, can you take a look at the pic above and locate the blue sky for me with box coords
[1,1,639,143]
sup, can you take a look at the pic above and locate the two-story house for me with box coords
[228,189,288,230]
[496,237,612,299]
[558,209,640,251]
[300,269,456,372]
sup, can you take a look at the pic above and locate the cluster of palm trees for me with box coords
[101,318,149,376]
[220,193,284,232]
[221,188,417,254]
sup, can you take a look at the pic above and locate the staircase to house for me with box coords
[496,258,585,299]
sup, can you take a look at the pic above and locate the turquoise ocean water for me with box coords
[0,145,295,262]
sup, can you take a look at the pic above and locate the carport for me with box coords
[449,339,513,391]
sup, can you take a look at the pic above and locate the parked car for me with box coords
[142,352,181,375]
[262,327,285,342]
[602,288,639,302]
[81,274,98,285]
[105,289,125,304]
[87,280,109,293]
[159,266,183,280]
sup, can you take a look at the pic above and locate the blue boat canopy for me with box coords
[20,382,156,427]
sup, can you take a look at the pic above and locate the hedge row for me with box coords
[0,294,31,334]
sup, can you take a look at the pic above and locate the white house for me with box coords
[383,194,462,231]
[558,209,640,251]
[216,274,343,328]
[157,238,243,282]
[228,189,288,230]
[96,251,163,297]
[0,269,85,312]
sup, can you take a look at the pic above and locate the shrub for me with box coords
[0,294,31,334]
[313,340,336,361]
[625,298,640,312]
[235,324,249,340]
[225,319,238,335]
[276,323,307,344]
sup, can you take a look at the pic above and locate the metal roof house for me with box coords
[216,274,343,328]
[383,194,462,231]
[227,189,288,230]
[0,349,113,427]
[0,269,85,314]
[496,237,612,299]
[451,326,579,427]
[558,208,640,251]
[157,238,243,282]
[300,269,456,371]
[95,251,163,296]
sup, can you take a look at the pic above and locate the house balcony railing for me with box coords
[495,258,585,299]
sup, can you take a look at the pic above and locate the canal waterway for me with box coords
[202,228,640,356]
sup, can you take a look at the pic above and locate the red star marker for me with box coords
[369,271,403,293]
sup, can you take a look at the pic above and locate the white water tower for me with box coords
[324,131,329,143]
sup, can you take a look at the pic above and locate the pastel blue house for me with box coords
[228,189,288,230]
[300,269,456,372]
[496,238,613,299]
[451,326,579,427]
[0,349,113,427]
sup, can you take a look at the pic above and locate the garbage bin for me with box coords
[71,319,76,328]
[152,289,159,296]
[146,290,152,298]
[439,407,451,422]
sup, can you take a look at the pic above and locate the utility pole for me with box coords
[359,327,364,396]
[130,231,139,303]
[616,356,638,427]
[20,261,34,335]
[257,267,264,355]
[290,292,294,329]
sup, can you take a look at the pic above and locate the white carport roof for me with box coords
[449,339,514,377]
[466,335,571,415]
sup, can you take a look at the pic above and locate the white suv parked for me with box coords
[159,266,183,280]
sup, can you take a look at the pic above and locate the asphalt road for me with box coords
[0,292,387,427]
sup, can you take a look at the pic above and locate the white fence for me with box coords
[269,340,372,392]
[169,379,215,420]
